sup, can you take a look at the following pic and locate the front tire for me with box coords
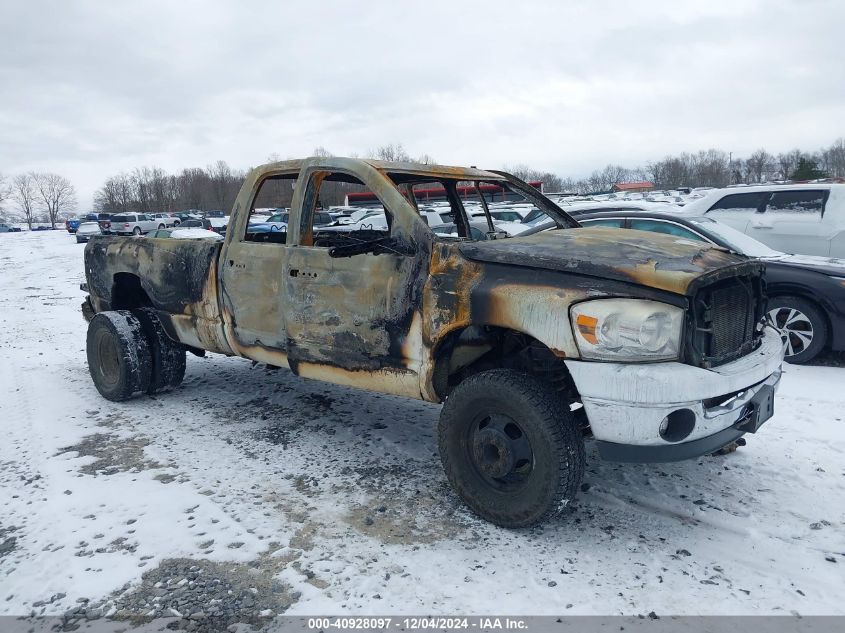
[133,226,142,235]
[86,311,152,401]
[132,307,186,394]
[438,369,585,528]
[767,295,827,364]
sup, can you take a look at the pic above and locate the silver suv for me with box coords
[110,214,160,235]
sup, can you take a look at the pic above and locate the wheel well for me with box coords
[111,273,152,310]
[432,326,580,403]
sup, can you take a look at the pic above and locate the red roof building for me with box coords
[612,181,654,192]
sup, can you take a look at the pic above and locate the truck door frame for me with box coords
[282,160,425,391]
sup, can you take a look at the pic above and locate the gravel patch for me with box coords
[60,555,297,632]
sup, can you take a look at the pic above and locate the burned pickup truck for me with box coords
[81,157,784,527]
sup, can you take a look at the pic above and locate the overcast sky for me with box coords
[2,0,844,210]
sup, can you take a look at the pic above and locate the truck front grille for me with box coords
[688,275,765,368]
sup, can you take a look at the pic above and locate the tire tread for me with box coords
[438,369,585,528]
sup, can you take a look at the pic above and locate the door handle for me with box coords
[289,268,299,277]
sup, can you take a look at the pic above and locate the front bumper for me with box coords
[564,326,785,462]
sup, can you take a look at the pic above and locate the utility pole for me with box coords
[728,152,733,185]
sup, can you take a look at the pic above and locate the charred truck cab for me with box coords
[81,157,784,528]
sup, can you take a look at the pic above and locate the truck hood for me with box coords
[459,226,755,295]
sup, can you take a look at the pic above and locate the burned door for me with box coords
[283,166,424,395]
[220,173,298,354]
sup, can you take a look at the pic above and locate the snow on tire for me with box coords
[438,369,585,528]
[132,307,186,394]
[86,310,152,401]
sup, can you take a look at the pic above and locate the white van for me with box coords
[681,184,845,257]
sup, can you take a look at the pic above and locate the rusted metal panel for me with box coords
[219,241,290,350]
[84,235,232,354]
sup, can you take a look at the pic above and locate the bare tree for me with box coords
[648,155,690,189]
[114,173,133,213]
[176,168,208,211]
[579,164,631,192]
[206,160,243,211]
[776,150,803,181]
[34,172,76,227]
[131,167,153,213]
[689,150,730,188]
[0,171,9,211]
[10,174,39,229]
[820,138,845,179]
[743,149,773,183]
[369,143,411,162]
[505,164,564,192]
[312,146,333,158]
[93,179,119,214]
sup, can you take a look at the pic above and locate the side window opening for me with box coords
[244,173,299,244]
[302,171,392,249]
[404,177,548,241]
[765,190,827,215]
[707,192,767,213]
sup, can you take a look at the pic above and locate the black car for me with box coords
[570,210,845,363]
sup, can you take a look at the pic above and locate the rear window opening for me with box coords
[383,173,572,242]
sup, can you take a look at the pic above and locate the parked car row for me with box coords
[67,210,230,243]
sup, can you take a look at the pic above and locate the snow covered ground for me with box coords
[1,231,843,623]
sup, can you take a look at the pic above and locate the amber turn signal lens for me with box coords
[576,314,599,345]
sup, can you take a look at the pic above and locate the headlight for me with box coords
[570,299,684,361]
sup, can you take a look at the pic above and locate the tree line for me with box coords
[0,171,76,229]
[90,144,436,215]
[508,138,845,194]
[88,138,844,217]
[2,139,843,225]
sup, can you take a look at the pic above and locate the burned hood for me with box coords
[459,226,757,295]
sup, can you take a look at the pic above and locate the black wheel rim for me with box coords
[96,330,120,388]
[467,413,534,491]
